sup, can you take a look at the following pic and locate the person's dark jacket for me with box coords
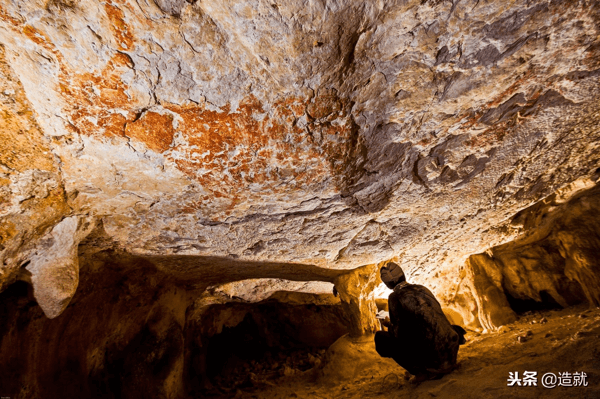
[386,281,464,374]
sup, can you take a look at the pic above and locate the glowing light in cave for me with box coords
[373,282,393,299]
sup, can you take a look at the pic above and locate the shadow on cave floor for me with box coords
[239,304,600,399]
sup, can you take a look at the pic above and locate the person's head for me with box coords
[380,262,405,289]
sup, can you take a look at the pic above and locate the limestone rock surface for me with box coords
[0,0,599,322]
[25,216,95,318]
[449,178,600,331]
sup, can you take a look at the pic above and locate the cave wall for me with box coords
[449,179,600,331]
[1,1,599,298]
[0,237,352,399]
[0,1,600,391]
[0,248,188,399]
[0,44,71,293]
[184,293,348,394]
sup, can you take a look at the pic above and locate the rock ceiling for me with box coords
[0,0,599,316]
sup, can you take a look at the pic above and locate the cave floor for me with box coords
[229,304,600,399]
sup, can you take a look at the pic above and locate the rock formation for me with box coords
[0,0,599,397]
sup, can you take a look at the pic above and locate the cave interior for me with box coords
[1,0,600,398]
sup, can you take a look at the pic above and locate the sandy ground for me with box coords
[228,305,600,399]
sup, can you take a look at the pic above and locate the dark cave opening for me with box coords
[504,290,564,315]
[195,297,349,395]
[205,312,273,382]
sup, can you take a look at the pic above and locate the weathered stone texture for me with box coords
[0,43,70,293]
[25,216,95,318]
[449,178,600,331]
[334,264,380,337]
[1,1,600,397]
[0,0,599,322]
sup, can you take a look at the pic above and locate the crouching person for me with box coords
[375,262,466,382]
